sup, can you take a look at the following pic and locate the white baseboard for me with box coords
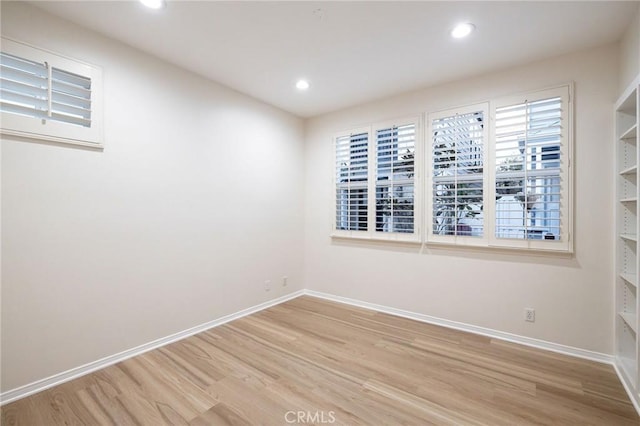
[303,290,614,364]
[0,290,305,406]
[4,288,638,417]
[613,362,640,414]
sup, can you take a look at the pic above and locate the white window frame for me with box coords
[427,103,490,247]
[1,37,104,148]
[488,85,573,252]
[332,116,422,243]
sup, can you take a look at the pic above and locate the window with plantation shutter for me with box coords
[0,37,103,147]
[375,123,416,234]
[333,118,421,241]
[424,86,571,252]
[428,104,488,244]
[491,86,571,251]
[331,86,571,252]
[335,130,369,232]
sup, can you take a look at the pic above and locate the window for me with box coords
[427,86,572,252]
[428,104,489,245]
[490,86,571,251]
[332,86,572,253]
[333,118,421,241]
[375,123,416,234]
[1,37,103,147]
[335,129,370,233]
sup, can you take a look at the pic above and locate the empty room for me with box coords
[2,0,640,424]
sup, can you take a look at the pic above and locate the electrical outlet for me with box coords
[264,280,271,291]
[524,308,535,322]
[282,276,288,287]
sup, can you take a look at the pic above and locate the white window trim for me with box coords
[426,102,490,247]
[1,37,104,148]
[331,117,422,243]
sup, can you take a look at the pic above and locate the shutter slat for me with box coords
[1,78,48,98]
[0,101,47,119]
[52,101,91,119]
[52,67,91,89]
[0,88,48,109]
[0,53,47,77]
[0,64,48,87]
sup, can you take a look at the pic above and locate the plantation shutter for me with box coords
[51,67,92,127]
[0,52,49,120]
[494,94,564,242]
[1,52,92,128]
[375,123,416,234]
[335,131,369,232]
[430,106,487,241]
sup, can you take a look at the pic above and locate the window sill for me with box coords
[424,240,574,258]
[1,128,104,150]
[330,233,422,246]
[330,234,574,257]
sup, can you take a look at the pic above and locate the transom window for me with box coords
[0,37,103,147]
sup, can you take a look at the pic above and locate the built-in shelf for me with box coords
[621,272,638,288]
[620,165,638,175]
[615,77,639,407]
[620,312,638,333]
[621,123,638,140]
[619,356,638,389]
[620,233,638,242]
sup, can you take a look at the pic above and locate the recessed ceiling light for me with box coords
[451,23,475,39]
[140,0,166,10]
[296,80,310,90]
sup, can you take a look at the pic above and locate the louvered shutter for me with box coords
[335,131,369,232]
[429,104,488,243]
[492,86,570,250]
[0,52,48,120]
[375,123,416,234]
[51,67,92,127]
[0,38,102,147]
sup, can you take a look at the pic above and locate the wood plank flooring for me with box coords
[2,296,638,425]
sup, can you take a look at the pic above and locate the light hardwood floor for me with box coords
[2,296,638,425]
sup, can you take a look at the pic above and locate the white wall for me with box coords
[1,2,305,392]
[304,44,619,354]
[619,4,640,93]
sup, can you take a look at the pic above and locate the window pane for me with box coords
[335,132,368,231]
[495,96,562,240]
[376,123,415,233]
[432,111,484,237]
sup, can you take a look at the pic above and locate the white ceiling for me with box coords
[32,1,638,118]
